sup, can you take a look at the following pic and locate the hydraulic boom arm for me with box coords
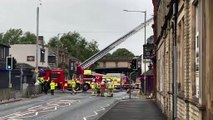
[80,17,153,69]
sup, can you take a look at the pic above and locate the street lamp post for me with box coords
[123,10,147,95]
[57,34,60,68]
[36,0,41,82]
[57,33,64,68]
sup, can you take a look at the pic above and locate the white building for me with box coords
[10,44,49,68]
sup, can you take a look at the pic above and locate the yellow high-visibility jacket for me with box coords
[50,81,56,90]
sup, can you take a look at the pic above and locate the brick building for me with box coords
[153,0,213,119]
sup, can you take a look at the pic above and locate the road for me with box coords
[0,90,129,120]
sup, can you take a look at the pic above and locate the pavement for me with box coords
[0,98,22,105]
[98,96,166,120]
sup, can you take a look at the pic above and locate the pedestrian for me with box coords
[50,80,56,95]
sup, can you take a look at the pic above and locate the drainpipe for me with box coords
[172,0,178,120]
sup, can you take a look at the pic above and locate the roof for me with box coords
[17,63,34,69]
[0,43,10,48]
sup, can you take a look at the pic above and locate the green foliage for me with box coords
[19,32,36,44]
[0,28,36,44]
[48,36,58,48]
[48,32,100,62]
[111,48,134,57]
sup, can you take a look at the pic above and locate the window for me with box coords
[159,56,163,92]
[0,47,5,59]
[177,18,184,94]
[193,2,200,98]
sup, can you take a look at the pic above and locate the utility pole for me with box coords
[172,1,178,120]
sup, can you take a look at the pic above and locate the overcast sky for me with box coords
[0,0,153,55]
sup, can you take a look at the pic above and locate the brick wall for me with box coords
[177,98,187,119]
[189,103,199,120]
[155,0,203,120]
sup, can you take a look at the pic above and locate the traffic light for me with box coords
[12,57,17,69]
[6,56,17,70]
[6,56,13,70]
[130,58,138,70]
[40,48,45,62]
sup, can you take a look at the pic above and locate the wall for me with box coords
[155,0,205,119]
[10,44,48,68]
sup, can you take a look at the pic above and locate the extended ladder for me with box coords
[80,17,153,69]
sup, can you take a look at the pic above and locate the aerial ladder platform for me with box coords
[79,17,153,70]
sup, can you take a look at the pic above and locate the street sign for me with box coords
[143,44,154,59]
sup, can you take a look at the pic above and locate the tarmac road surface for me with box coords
[0,90,129,120]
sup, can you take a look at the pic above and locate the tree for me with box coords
[0,28,37,44]
[48,36,59,48]
[111,48,134,57]
[2,29,23,44]
[20,32,36,44]
[48,32,100,62]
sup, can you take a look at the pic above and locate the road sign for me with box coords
[143,44,154,59]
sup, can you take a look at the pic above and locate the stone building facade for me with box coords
[153,0,213,119]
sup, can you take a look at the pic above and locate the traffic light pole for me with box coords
[6,55,12,88]
[129,71,136,99]
[9,70,11,88]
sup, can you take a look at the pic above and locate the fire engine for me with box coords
[39,69,103,92]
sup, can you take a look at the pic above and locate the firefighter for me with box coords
[107,79,114,97]
[70,79,77,94]
[38,77,45,93]
[100,79,106,97]
[96,81,101,96]
[50,80,56,95]
[91,79,96,96]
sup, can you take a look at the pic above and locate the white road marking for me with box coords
[83,103,112,120]
[103,104,110,108]
[3,99,80,119]
[28,105,42,110]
